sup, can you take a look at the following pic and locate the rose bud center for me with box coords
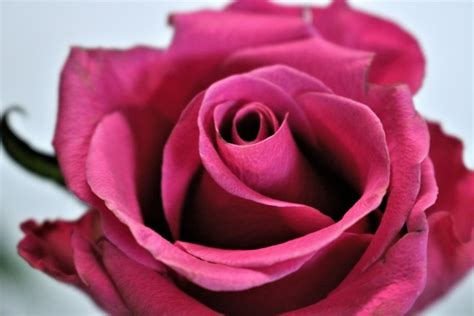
[231,102,280,145]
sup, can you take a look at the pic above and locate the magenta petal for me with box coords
[99,209,164,271]
[411,212,473,312]
[221,37,373,101]
[17,210,126,313]
[54,46,164,205]
[426,123,474,241]
[227,0,425,93]
[297,92,389,194]
[312,1,425,93]
[411,123,474,311]
[71,232,128,314]
[18,210,98,284]
[173,188,384,267]
[217,116,314,205]
[216,116,348,213]
[101,241,218,316]
[349,84,430,276]
[162,93,205,239]
[248,64,333,97]
[180,233,372,315]
[227,0,302,15]
[169,10,313,55]
[181,171,333,249]
[86,112,143,223]
[225,102,279,145]
[286,209,428,315]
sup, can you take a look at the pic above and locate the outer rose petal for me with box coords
[54,46,166,205]
[347,84,430,277]
[71,232,128,315]
[221,37,373,102]
[169,10,313,56]
[100,242,217,316]
[286,216,428,315]
[312,0,425,93]
[18,210,128,314]
[426,123,474,241]
[228,0,425,93]
[284,164,434,315]
[18,210,98,284]
[179,233,372,315]
[411,123,474,312]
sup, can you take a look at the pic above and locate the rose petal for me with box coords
[18,210,126,313]
[169,10,313,55]
[216,116,342,210]
[18,210,98,284]
[426,123,474,241]
[101,241,218,316]
[179,233,371,315]
[54,46,165,205]
[347,84,430,277]
[71,232,128,314]
[227,0,425,93]
[217,101,279,145]
[297,92,389,195]
[162,93,205,239]
[285,208,428,315]
[410,123,474,311]
[227,0,302,15]
[313,0,425,93]
[410,212,473,312]
[99,209,164,271]
[180,170,333,249]
[221,37,373,101]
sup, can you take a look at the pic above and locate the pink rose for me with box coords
[18,1,472,315]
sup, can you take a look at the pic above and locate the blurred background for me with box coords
[1,0,472,314]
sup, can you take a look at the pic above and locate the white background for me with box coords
[1,0,472,314]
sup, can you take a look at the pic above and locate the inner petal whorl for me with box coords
[234,110,262,142]
[226,102,280,145]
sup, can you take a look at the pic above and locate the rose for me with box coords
[17,1,473,315]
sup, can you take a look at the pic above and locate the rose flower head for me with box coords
[15,0,473,315]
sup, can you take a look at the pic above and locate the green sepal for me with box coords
[1,107,65,186]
